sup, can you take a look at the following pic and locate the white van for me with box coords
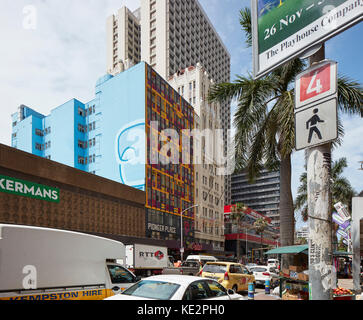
[0,224,140,300]
[186,255,218,266]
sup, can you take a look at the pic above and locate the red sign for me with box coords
[295,60,337,110]
[300,64,331,102]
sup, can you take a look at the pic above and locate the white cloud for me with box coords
[0,0,139,146]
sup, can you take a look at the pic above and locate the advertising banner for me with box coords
[252,0,363,78]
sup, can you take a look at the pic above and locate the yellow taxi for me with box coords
[201,262,255,293]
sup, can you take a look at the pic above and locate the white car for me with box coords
[104,275,246,300]
[267,259,280,269]
[245,263,258,272]
[249,266,279,288]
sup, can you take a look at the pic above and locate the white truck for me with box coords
[125,244,174,277]
[0,224,141,300]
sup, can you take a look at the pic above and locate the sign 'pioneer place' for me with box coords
[252,0,363,78]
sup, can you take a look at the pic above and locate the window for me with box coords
[182,281,209,300]
[204,280,228,298]
[78,108,86,117]
[122,280,180,300]
[35,129,43,137]
[107,265,135,284]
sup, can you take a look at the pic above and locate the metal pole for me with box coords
[307,43,333,300]
[246,227,248,263]
[180,205,198,262]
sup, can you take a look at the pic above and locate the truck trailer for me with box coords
[0,224,140,300]
[125,244,174,277]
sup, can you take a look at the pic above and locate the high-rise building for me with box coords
[106,6,141,75]
[168,63,225,251]
[231,170,281,227]
[106,0,232,205]
[11,62,196,247]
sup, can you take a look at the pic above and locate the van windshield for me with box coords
[203,264,227,274]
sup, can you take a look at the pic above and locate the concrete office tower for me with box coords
[168,63,225,251]
[231,170,281,227]
[106,6,141,75]
[140,0,232,205]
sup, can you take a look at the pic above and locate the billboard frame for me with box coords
[252,0,363,79]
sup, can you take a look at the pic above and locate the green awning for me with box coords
[265,245,308,255]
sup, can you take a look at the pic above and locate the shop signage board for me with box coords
[251,0,363,79]
[0,175,60,203]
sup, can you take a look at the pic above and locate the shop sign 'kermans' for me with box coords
[0,175,59,203]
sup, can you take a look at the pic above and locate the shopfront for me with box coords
[0,143,146,241]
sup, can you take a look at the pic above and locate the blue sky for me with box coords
[0,0,362,229]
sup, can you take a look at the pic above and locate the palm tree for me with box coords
[295,157,357,222]
[254,217,269,262]
[208,7,363,252]
[230,202,248,260]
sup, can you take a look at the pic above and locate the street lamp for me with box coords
[180,204,198,262]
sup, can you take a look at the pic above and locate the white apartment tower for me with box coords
[106,6,141,75]
[106,0,232,203]
[169,63,225,251]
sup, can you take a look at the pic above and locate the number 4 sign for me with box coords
[295,60,337,110]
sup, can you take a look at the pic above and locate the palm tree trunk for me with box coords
[279,154,295,269]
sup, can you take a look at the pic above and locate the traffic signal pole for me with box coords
[307,45,333,300]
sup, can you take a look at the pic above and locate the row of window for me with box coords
[35,142,51,151]
[146,186,194,216]
[200,207,221,220]
[78,137,97,149]
[35,127,51,137]
[78,154,96,165]
[78,106,96,118]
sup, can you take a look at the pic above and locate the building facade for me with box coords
[168,63,225,252]
[231,169,281,227]
[106,6,141,75]
[224,204,280,262]
[0,143,146,240]
[107,0,232,205]
[11,62,196,248]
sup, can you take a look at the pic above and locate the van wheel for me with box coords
[232,285,238,293]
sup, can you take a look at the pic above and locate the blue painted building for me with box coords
[12,63,146,186]
[11,62,196,245]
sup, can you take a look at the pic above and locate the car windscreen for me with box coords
[122,280,180,300]
[250,267,267,273]
[202,264,228,273]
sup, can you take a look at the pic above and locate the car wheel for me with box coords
[232,285,238,293]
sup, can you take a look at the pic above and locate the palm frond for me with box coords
[337,76,363,116]
[239,7,252,48]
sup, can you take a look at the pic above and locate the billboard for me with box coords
[252,0,363,78]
